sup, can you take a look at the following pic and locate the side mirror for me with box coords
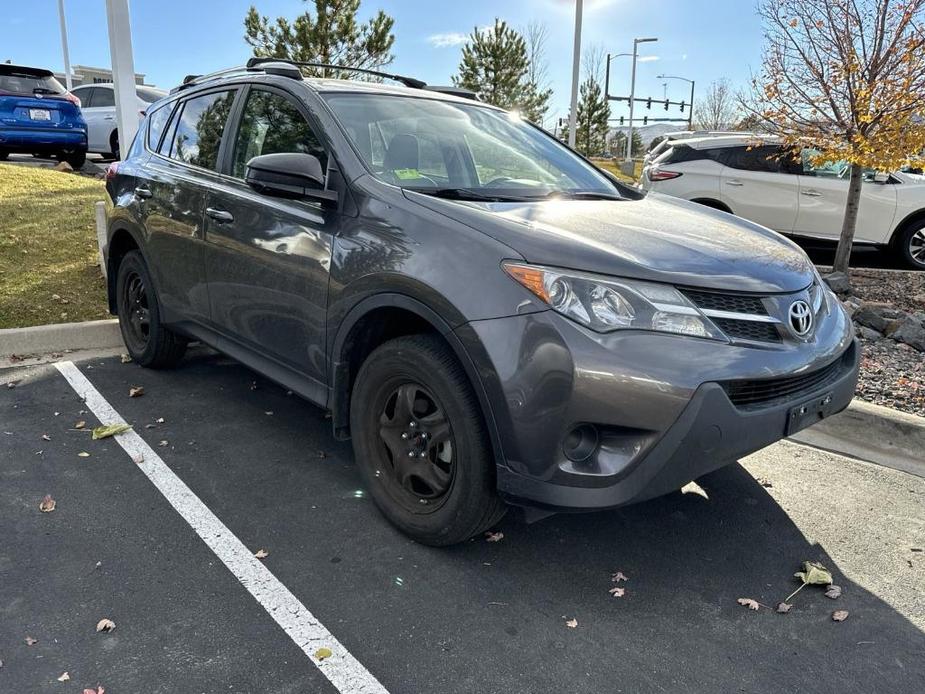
[245,152,338,207]
[873,171,890,184]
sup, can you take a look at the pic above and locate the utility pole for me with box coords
[57,0,72,91]
[626,36,658,161]
[567,0,583,149]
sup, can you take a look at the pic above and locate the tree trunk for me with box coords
[832,164,864,275]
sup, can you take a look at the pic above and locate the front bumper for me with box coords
[457,301,858,511]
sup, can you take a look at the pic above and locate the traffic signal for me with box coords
[680,100,686,113]
[646,97,651,109]
[664,99,669,110]
[643,115,648,125]
[619,116,624,126]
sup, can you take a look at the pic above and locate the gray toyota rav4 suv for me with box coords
[105,60,859,545]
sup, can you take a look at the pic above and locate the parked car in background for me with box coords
[0,63,86,167]
[642,134,925,269]
[103,59,858,545]
[70,83,166,159]
[643,130,744,170]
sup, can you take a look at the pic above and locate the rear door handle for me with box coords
[134,186,153,199]
[104,116,115,120]
[801,189,822,197]
[206,207,234,223]
[725,179,743,186]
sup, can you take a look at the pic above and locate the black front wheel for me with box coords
[115,250,187,368]
[350,334,506,546]
[895,222,925,270]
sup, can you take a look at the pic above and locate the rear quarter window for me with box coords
[146,102,175,151]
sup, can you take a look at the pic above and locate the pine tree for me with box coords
[453,19,551,123]
[560,78,610,156]
[244,0,395,78]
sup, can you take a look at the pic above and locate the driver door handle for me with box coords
[725,179,744,186]
[206,207,234,223]
[801,189,822,197]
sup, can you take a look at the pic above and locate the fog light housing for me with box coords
[563,424,599,462]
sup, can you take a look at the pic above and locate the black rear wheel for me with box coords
[350,334,506,546]
[115,250,187,368]
[895,222,925,270]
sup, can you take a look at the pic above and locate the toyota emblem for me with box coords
[788,300,813,337]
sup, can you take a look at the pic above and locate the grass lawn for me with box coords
[0,164,110,329]
[590,158,643,184]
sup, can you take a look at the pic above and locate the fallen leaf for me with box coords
[565,617,578,628]
[737,598,760,611]
[608,587,625,598]
[611,571,628,582]
[485,531,504,543]
[95,618,116,633]
[314,647,333,661]
[776,602,793,614]
[57,672,70,682]
[78,451,90,458]
[39,494,56,513]
[756,477,773,488]
[25,635,38,645]
[42,433,51,441]
[832,610,849,622]
[120,354,132,364]
[254,549,269,559]
[82,687,104,694]
[131,452,144,465]
[155,417,165,424]
[75,420,86,429]
[128,386,144,398]
[825,584,842,599]
[158,440,168,447]
[265,410,274,416]
[91,423,132,440]
[794,561,833,586]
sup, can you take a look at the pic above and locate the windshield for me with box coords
[322,93,620,201]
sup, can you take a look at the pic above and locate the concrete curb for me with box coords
[790,399,925,478]
[0,319,122,359]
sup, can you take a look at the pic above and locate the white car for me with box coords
[641,135,925,269]
[642,130,746,170]
[70,83,166,158]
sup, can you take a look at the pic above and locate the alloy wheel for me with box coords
[910,228,925,265]
[122,270,151,352]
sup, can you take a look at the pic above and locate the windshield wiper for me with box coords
[533,191,623,201]
[417,188,532,203]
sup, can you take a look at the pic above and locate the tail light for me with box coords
[648,168,682,182]
[65,92,81,108]
[105,162,119,182]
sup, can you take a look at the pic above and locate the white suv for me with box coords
[641,134,925,269]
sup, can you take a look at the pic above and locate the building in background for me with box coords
[53,64,151,87]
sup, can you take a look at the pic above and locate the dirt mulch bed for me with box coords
[848,268,925,315]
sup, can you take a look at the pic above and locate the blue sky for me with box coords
[2,0,763,123]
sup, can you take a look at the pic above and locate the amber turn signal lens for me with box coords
[502,263,549,303]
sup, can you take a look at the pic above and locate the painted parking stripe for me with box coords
[54,360,389,694]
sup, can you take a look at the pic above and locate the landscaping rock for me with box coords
[853,302,907,334]
[857,326,883,341]
[890,314,925,352]
[823,271,852,295]
[53,161,73,173]
[913,294,925,310]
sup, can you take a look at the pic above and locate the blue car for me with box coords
[0,64,87,167]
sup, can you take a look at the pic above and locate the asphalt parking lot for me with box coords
[2,348,924,693]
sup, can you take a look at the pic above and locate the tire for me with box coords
[0,151,8,161]
[894,221,925,270]
[110,130,120,160]
[66,150,86,169]
[115,250,187,368]
[349,334,506,546]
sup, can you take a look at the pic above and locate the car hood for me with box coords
[405,190,815,293]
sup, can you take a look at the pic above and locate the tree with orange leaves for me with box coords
[747,0,925,275]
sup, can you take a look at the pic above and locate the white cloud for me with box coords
[428,32,468,48]
[638,55,660,63]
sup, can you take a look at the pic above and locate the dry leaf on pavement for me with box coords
[82,687,104,694]
[611,571,628,582]
[565,617,578,628]
[609,587,626,598]
[155,417,165,424]
[78,451,90,458]
[25,636,37,645]
[776,602,793,613]
[794,561,833,586]
[485,531,504,542]
[314,647,333,661]
[95,618,116,633]
[825,585,842,599]
[75,420,86,429]
[120,354,132,363]
[39,495,56,513]
[129,386,144,398]
[254,549,269,559]
[832,610,849,622]
[92,423,132,440]
[737,598,761,611]
[57,672,70,682]
[131,452,144,464]
[41,434,51,441]
[158,440,169,447]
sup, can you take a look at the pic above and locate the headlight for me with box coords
[503,262,725,339]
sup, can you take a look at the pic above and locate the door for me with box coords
[719,145,801,232]
[792,150,899,244]
[140,89,238,324]
[78,86,116,152]
[203,86,336,385]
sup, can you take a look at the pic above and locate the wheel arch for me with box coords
[890,207,925,247]
[328,293,505,467]
[690,197,733,213]
[105,225,146,313]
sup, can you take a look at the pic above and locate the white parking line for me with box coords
[54,360,389,694]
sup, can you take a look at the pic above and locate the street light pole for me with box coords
[567,0,583,149]
[626,37,658,161]
[57,0,72,91]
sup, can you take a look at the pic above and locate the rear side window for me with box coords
[0,68,66,96]
[167,90,236,171]
[146,102,174,151]
[230,89,326,179]
[92,88,115,108]
[659,144,724,166]
[721,145,786,173]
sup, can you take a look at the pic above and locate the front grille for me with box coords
[712,317,782,343]
[721,350,850,408]
[682,289,768,316]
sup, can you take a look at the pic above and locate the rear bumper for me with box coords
[0,127,87,152]
[496,341,859,510]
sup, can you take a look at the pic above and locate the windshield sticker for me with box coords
[393,168,422,180]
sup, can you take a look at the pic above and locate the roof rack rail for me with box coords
[245,57,427,89]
